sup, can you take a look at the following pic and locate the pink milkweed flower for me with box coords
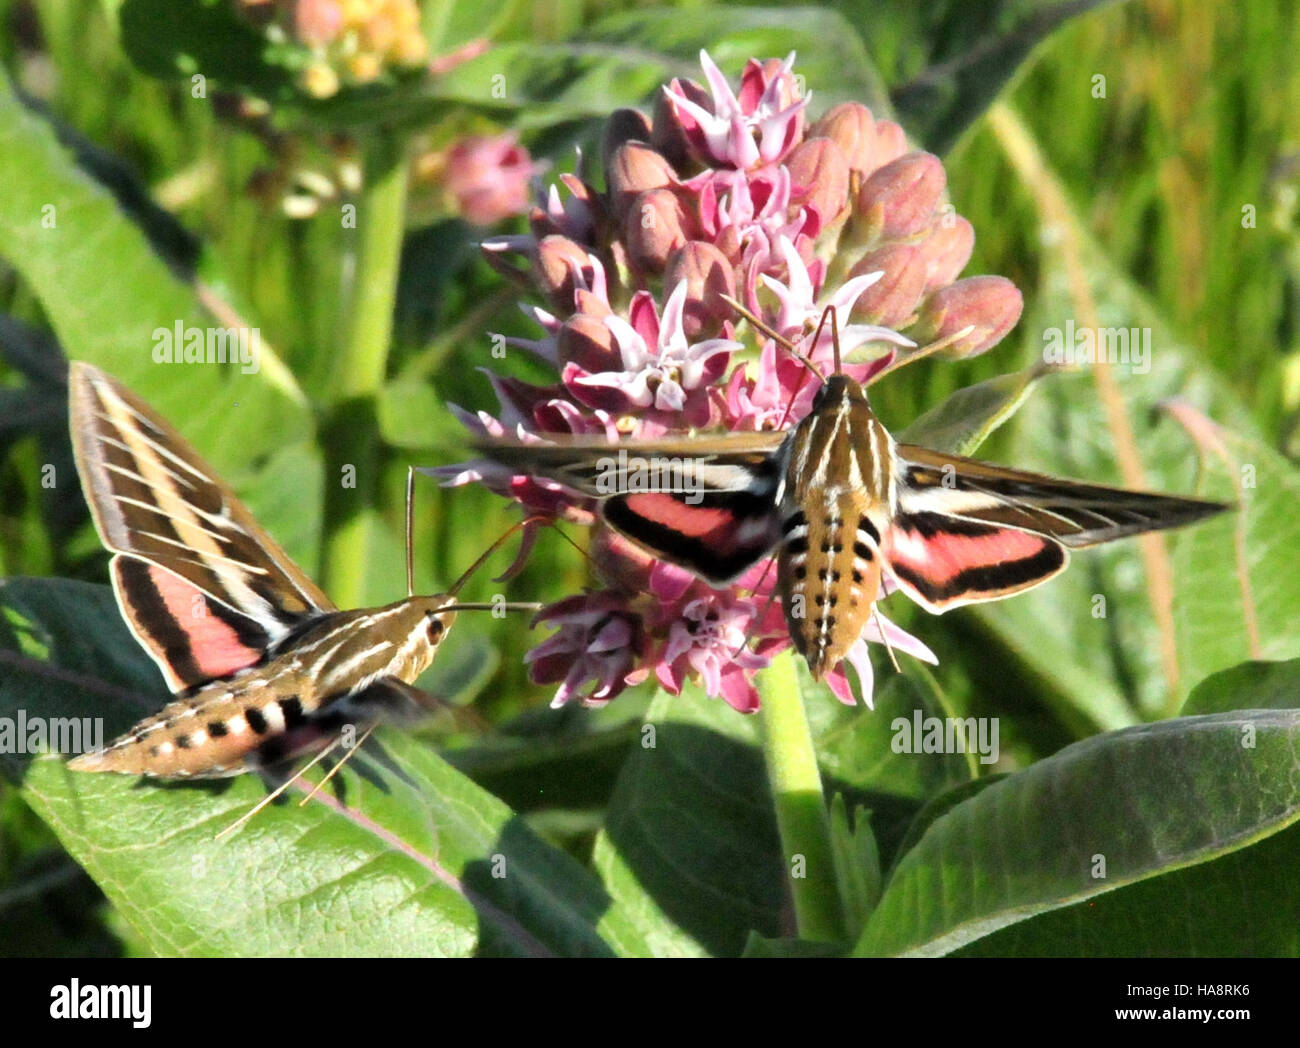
[648,561,778,712]
[759,236,915,380]
[526,594,649,707]
[564,281,741,428]
[663,50,808,169]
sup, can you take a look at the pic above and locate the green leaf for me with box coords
[741,932,841,957]
[1171,427,1300,691]
[855,708,1300,956]
[446,723,636,814]
[828,795,882,938]
[955,656,1300,955]
[880,0,1126,153]
[957,816,1300,956]
[317,6,890,132]
[808,672,973,870]
[592,685,786,957]
[119,0,301,101]
[1,579,652,957]
[1183,658,1300,716]
[896,361,1059,455]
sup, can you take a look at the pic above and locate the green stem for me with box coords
[322,134,409,607]
[337,134,408,401]
[758,648,844,943]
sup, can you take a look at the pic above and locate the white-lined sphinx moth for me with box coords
[469,312,1230,681]
[67,363,532,779]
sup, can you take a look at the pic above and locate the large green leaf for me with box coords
[592,685,785,958]
[1183,657,1300,716]
[1171,428,1300,692]
[958,817,1300,957]
[958,655,1300,955]
[0,578,652,957]
[870,0,1126,153]
[855,706,1300,956]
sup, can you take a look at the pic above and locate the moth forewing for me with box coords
[66,363,528,781]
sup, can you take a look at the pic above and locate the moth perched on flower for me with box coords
[66,364,539,812]
[437,51,1228,713]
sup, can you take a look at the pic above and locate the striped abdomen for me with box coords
[69,597,455,778]
[778,496,884,679]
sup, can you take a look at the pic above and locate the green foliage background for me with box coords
[1,0,1298,956]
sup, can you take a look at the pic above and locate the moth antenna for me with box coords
[405,466,416,599]
[446,514,548,596]
[720,293,825,381]
[216,738,342,839]
[298,725,376,807]
[865,324,975,387]
[872,605,901,674]
[829,304,842,376]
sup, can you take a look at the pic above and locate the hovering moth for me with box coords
[67,362,533,781]
[469,309,1230,681]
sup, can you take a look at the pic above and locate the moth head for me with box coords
[420,597,457,642]
[811,372,865,413]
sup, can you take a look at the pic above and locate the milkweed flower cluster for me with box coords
[444,51,1024,712]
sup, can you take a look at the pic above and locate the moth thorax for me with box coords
[777,494,883,680]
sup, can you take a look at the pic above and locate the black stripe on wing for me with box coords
[897,445,1231,548]
[603,488,784,585]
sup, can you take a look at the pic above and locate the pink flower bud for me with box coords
[602,108,653,173]
[534,234,595,310]
[915,276,1023,359]
[573,288,612,318]
[606,142,676,226]
[444,133,538,226]
[557,314,620,373]
[785,137,851,228]
[665,240,737,338]
[293,0,343,47]
[652,77,712,172]
[810,102,876,174]
[856,151,946,243]
[624,188,691,273]
[917,214,974,292]
[847,243,928,327]
[871,120,909,170]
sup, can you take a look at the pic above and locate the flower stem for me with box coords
[758,648,844,943]
[337,134,408,402]
[322,133,408,607]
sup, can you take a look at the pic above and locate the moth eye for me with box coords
[426,616,445,642]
